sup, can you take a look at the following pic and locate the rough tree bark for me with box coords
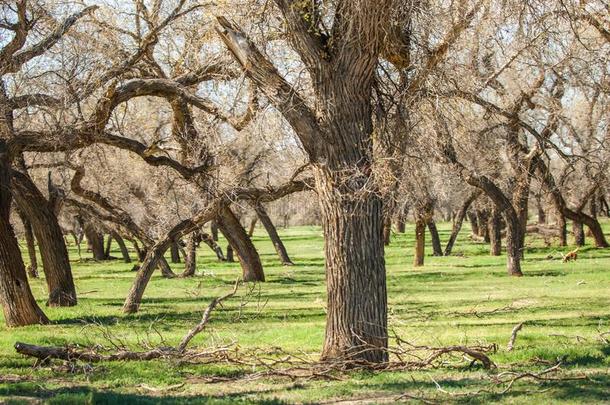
[217,6,391,362]
[253,202,293,265]
[0,139,49,326]
[11,170,77,306]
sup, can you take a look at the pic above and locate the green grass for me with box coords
[1,221,609,404]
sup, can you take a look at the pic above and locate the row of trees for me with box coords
[0,0,608,364]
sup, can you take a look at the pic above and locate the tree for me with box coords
[216,0,394,362]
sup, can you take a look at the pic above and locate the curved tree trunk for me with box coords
[253,202,293,265]
[216,205,264,282]
[0,140,49,326]
[112,232,131,263]
[444,191,480,256]
[12,171,77,307]
[427,219,443,256]
[17,210,38,278]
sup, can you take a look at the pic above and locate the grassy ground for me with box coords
[0,220,609,404]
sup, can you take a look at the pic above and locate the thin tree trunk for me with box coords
[158,256,175,278]
[489,209,502,256]
[558,211,567,246]
[253,202,293,265]
[104,234,113,259]
[17,210,38,278]
[216,206,264,282]
[0,139,49,326]
[170,241,181,263]
[11,171,77,306]
[225,244,234,262]
[536,194,546,224]
[112,232,131,263]
[445,191,479,255]
[247,217,257,237]
[382,215,392,246]
[427,219,443,257]
[394,216,405,233]
[132,240,146,261]
[210,221,219,241]
[468,212,479,236]
[414,218,425,267]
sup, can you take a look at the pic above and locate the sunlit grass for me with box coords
[1,221,609,403]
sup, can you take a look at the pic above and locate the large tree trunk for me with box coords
[315,168,387,363]
[17,210,38,278]
[0,140,49,326]
[216,206,264,282]
[489,209,502,256]
[85,225,106,261]
[445,191,480,256]
[427,219,443,256]
[572,220,585,246]
[253,202,293,265]
[414,218,425,267]
[11,171,77,306]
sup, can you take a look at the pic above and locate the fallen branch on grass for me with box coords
[15,280,242,364]
[507,322,524,351]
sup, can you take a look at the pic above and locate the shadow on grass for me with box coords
[0,383,287,404]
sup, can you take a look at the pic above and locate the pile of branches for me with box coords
[12,283,593,398]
